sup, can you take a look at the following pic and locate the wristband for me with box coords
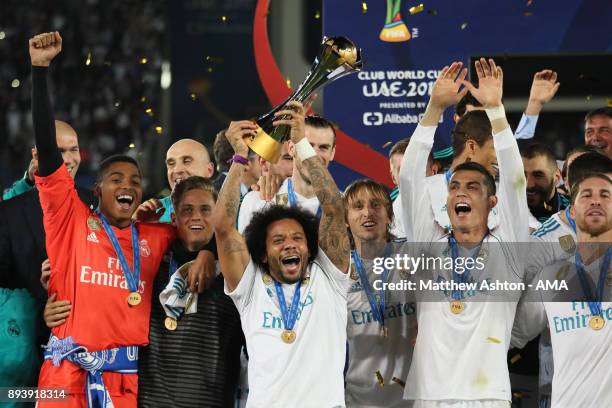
[227,154,248,165]
[295,138,317,161]
[485,105,506,122]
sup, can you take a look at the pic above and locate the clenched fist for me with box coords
[29,31,62,67]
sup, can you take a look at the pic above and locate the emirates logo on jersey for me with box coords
[139,240,151,257]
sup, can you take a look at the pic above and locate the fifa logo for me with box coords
[380,0,411,42]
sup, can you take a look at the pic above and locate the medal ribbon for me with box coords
[448,233,487,301]
[273,279,302,332]
[288,178,322,219]
[96,211,141,293]
[574,247,612,317]
[565,206,577,234]
[444,169,453,184]
[351,244,393,328]
[168,254,178,279]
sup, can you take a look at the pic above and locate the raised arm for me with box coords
[29,32,63,176]
[212,120,257,291]
[400,62,468,241]
[462,58,529,242]
[273,102,350,273]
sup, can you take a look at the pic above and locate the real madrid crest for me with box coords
[276,193,289,206]
[87,216,101,230]
[559,235,576,253]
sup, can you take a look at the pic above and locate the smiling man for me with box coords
[584,107,612,159]
[213,101,351,407]
[29,32,175,407]
[401,59,530,407]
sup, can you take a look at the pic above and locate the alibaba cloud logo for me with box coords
[363,112,384,126]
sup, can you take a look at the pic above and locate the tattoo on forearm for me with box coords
[224,238,247,255]
[302,156,349,270]
[218,164,243,222]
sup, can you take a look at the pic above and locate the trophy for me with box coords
[248,36,363,163]
[380,0,411,42]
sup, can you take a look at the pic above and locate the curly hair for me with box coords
[244,205,319,270]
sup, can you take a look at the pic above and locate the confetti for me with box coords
[85,52,92,66]
[586,95,592,101]
[114,101,120,108]
[0,31,5,40]
[361,2,368,13]
[523,11,533,16]
[486,337,501,344]
[207,67,213,73]
[460,22,468,30]
[409,4,424,15]
[11,79,20,88]
[145,108,153,116]
[140,57,148,64]
[286,78,292,89]
[314,10,321,20]
[155,126,163,135]
[513,392,524,399]
[375,370,384,387]
[382,141,393,149]
[140,96,147,103]
[221,15,227,22]
[427,9,438,15]
[129,143,136,149]
[607,99,612,107]
[190,93,197,101]
[391,377,406,387]
[510,354,522,364]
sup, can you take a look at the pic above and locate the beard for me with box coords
[527,179,556,207]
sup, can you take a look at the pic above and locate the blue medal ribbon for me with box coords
[288,179,322,219]
[168,254,178,279]
[351,244,392,328]
[95,211,141,294]
[273,279,302,333]
[448,233,487,301]
[565,206,577,234]
[444,169,453,184]
[574,247,612,318]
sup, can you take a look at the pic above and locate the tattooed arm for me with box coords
[212,121,257,291]
[274,102,350,273]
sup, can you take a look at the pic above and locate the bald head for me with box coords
[41,120,80,178]
[166,138,214,189]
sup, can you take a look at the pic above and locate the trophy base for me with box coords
[379,22,411,42]
[247,127,283,163]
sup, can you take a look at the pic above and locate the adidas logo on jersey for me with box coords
[87,232,99,243]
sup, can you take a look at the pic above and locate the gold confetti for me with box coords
[85,52,92,66]
[145,108,153,116]
[510,354,522,364]
[523,11,533,16]
[190,93,197,101]
[11,79,20,88]
[586,95,592,101]
[460,22,468,30]
[207,67,213,73]
[140,96,147,103]
[361,2,368,13]
[314,10,321,19]
[486,337,501,344]
[129,143,136,149]
[155,126,163,135]
[140,57,148,64]
[391,377,406,387]
[375,370,384,387]
[382,141,393,149]
[409,4,424,15]
[286,78,291,89]
[513,392,524,399]
[607,99,612,107]
[221,15,227,22]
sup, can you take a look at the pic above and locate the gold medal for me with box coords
[559,235,576,253]
[164,317,177,331]
[589,315,605,331]
[127,292,142,306]
[281,329,296,343]
[87,216,101,230]
[262,273,273,286]
[185,292,195,312]
[302,273,310,285]
[450,300,465,315]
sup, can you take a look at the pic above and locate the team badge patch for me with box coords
[558,235,576,253]
[87,216,101,230]
[139,240,151,257]
[275,193,289,206]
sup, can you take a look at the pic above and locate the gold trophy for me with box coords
[248,36,363,162]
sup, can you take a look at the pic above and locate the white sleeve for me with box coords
[399,124,442,242]
[237,191,264,234]
[315,247,350,298]
[224,258,257,312]
[511,284,547,348]
[493,127,530,243]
